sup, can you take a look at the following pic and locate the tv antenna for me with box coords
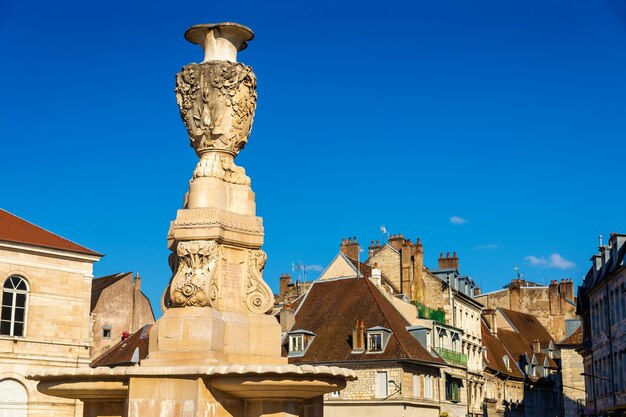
[514,266,525,280]
[380,225,389,243]
[291,261,307,283]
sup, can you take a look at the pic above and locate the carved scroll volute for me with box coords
[245,249,273,314]
[169,240,220,307]
[176,62,257,156]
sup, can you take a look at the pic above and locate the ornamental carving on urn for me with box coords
[175,61,257,155]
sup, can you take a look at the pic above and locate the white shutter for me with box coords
[412,374,420,398]
[375,372,388,398]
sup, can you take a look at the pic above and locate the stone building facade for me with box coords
[90,272,155,357]
[577,233,626,417]
[0,209,102,417]
[475,277,578,342]
[283,271,446,417]
[558,327,585,417]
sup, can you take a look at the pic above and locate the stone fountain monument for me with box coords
[28,23,354,417]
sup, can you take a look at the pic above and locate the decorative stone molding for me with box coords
[169,240,220,307]
[192,153,250,185]
[245,249,273,314]
[176,61,257,156]
[173,208,263,233]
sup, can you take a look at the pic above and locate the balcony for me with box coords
[435,347,467,366]
[415,303,446,324]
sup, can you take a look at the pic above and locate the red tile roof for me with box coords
[0,209,101,256]
[499,307,555,349]
[90,324,152,368]
[286,277,445,366]
[481,321,525,379]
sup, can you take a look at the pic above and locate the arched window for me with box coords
[1,276,29,337]
[0,378,28,417]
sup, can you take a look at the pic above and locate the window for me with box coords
[375,371,388,398]
[424,375,434,399]
[1,276,28,337]
[503,355,510,370]
[368,333,383,352]
[0,378,28,417]
[287,330,315,357]
[102,326,112,339]
[290,334,304,352]
[412,374,421,398]
[446,376,461,402]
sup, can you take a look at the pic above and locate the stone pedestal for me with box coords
[27,22,355,417]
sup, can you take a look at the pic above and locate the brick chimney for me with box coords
[509,279,522,311]
[279,303,296,332]
[131,273,142,332]
[351,319,365,352]
[368,240,381,259]
[474,285,481,296]
[549,280,560,315]
[372,263,382,286]
[560,278,574,300]
[483,308,497,337]
[388,234,404,251]
[279,273,292,303]
[532,338,541,354]
[401,239,413,295]
[438,252,459,270]
[411,238,425,303]
[340,237,361,261]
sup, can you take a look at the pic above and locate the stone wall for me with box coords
[91,274,155,357]
[561,348,585,417]
[0,244,98,416]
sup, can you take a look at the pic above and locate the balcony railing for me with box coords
[435,347,467,366]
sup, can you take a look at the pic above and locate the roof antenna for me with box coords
[380,225,389,243]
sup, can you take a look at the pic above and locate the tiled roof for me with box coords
[91,272,131,312]
[558,326,582,347]
[286,277,445,366]
[90,324,152,368]
[499,307,555,349]
[0,209,101,256]
[481,322,524,379]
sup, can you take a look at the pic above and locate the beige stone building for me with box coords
[284,263,446,417]
[557,327,585,417]
[90,272,155,357]
[366,236,484,417]
[577,233,626,417]
[0,208,102,417]
[475,277,578,342]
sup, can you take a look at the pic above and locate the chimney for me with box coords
[532,338,541,354]
[549,280,560,315]
[340,236,361,261]
[279,303,296,332]
[483,309,497,337]
[411,238,425,303]
[352,319,365,352]
[438,251,459,270]
[372,263,382,286]
[474,285,481,296]
[388,234,404,251]
[401,239,412,295]
[279,273,292,303]
[559,278,574,312]
[122,331,130,341]
[131,273,142,332]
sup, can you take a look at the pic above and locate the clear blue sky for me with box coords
[2,0,626,315]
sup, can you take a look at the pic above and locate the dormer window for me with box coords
[366,326,391,353]
[548,341,555,359]
[503,355,510,370]
[287,330,315,357]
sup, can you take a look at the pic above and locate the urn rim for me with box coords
[185,22,254,52]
